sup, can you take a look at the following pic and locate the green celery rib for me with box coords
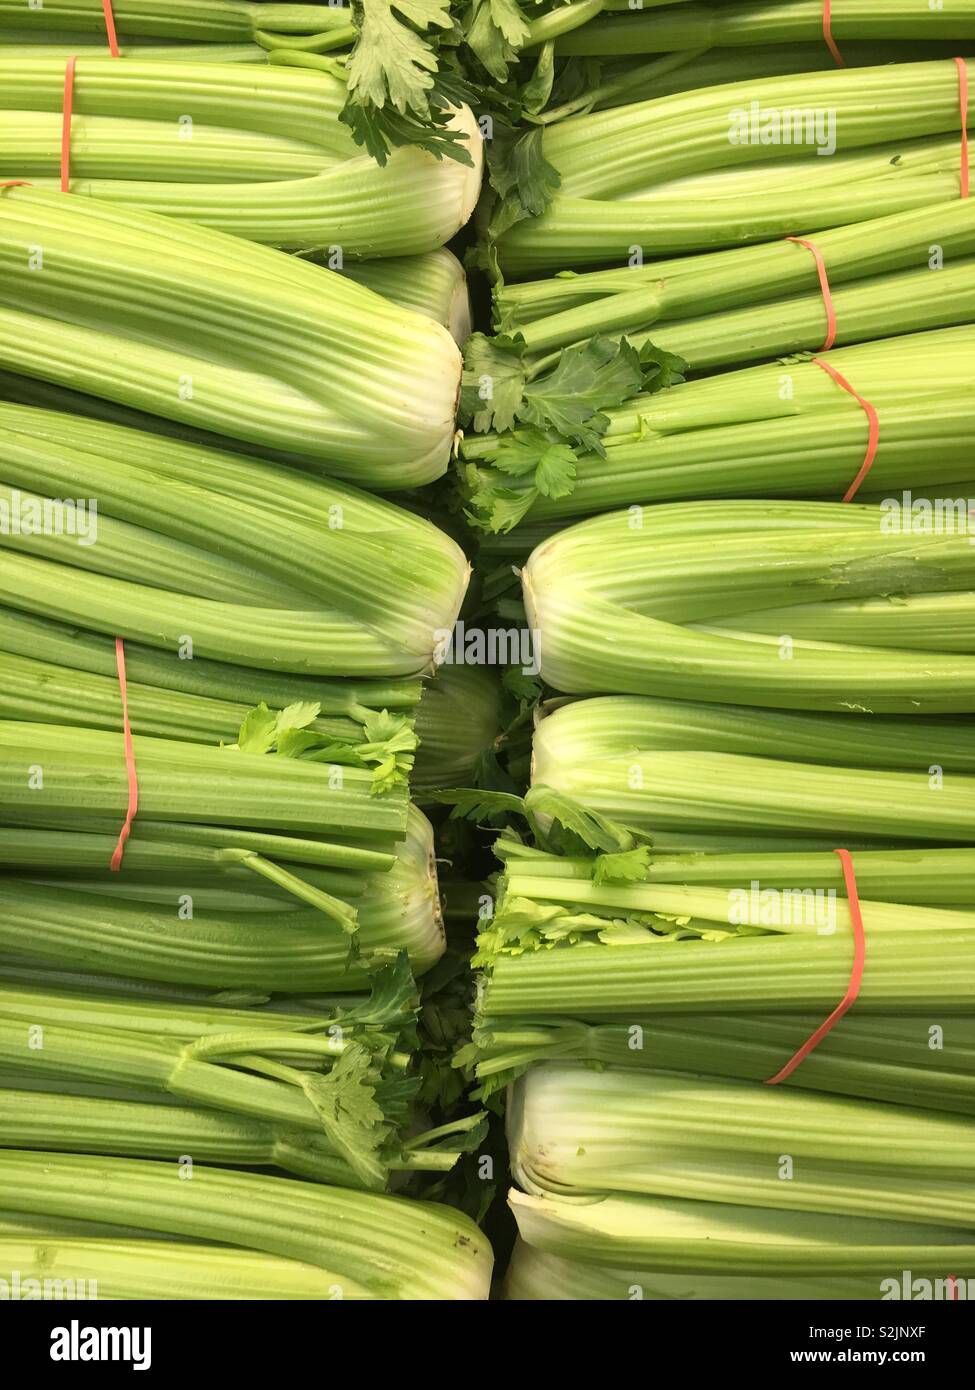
[0,56,482,254]
[503,1237,877,1300]
[509,1064,975,1228]
[0,722,409,842]
[473,1013,975,1115]
[0,823,395,874]
[0,1233,366,1300]
[0,1087,361,1187]
[0,4,343,42]
[541,43,970,120]
[532,695,975,776]
[0,1150,493,1299]
[0,609,422,714]
[0,981,334,1039]
[481,930,975,1016]
[0,38,269,62]
[536,748,975,841]
[0,191,465,488]
[0,651,364,744]
[509,1189,975,1278]
[523,498,975,711]
[548,1,975,55]
[0,808,445,988]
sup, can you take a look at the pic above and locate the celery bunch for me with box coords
[0,194,466,486]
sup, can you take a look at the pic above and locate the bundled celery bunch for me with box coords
[492,61,973,272]
[0,1,487,170]
[0,953,488,1194]
[0,1151,492,1298]
[0,403,469,668]
[503,1064,975,1290]
[508,1189,975,1282]
[0,56,482,253]
[521,500,975,710]
[0,805,445,992]
[0,193,466,485]
[460,326,975,531]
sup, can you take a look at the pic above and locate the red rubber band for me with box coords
[110,637,139,871]
[786,236,837,351]
[60,56,77,194]
[812,357,880,501]
[102,0,121,58]
[765,848,866,1085]
[957,58,970,199]
[823,0,845,67]
[0,181,32,190]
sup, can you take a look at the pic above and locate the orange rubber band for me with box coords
[0,181,32,190]
[823,0,845,67]
[785,236,837,351]
[765,848,866,1085]
[102,0,121,58]
[957,58,970,199]
[111,638,139,871]
[812,357,880,501]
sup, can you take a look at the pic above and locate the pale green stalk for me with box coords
[0,1150,493,1298]
[503,1237,878,1299]
[523,499,975,710]
[0,3,345,41]
[0,807,444,989]
[337,247,473,345]
[545,1,975,54]
[0,190,466,487]
[509,1064,975,1228]
[0,1233,365,1299]
[412,665,503,801]
[0,56,481,254]
[509,1189,975,1277]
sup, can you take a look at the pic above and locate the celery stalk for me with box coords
[0,1150,493,1299]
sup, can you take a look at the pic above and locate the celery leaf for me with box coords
[521,336,644,453]
[525,784,637,855]
[300,1042,388,1189]
[235,702,278,755]
[593,845,653,886]
[465,0,532,83]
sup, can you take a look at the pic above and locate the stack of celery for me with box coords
[0,27,499,1297]
[440,31,975,1297]
[5,1,975,1308]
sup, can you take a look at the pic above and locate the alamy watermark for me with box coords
[881,1271,971,1300]
[0,490,97,545]
[728,102,837,156]
[728,880,837,934]
[880,491,975,536]
[1,1270,97,1300]
[434,620,540,676]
